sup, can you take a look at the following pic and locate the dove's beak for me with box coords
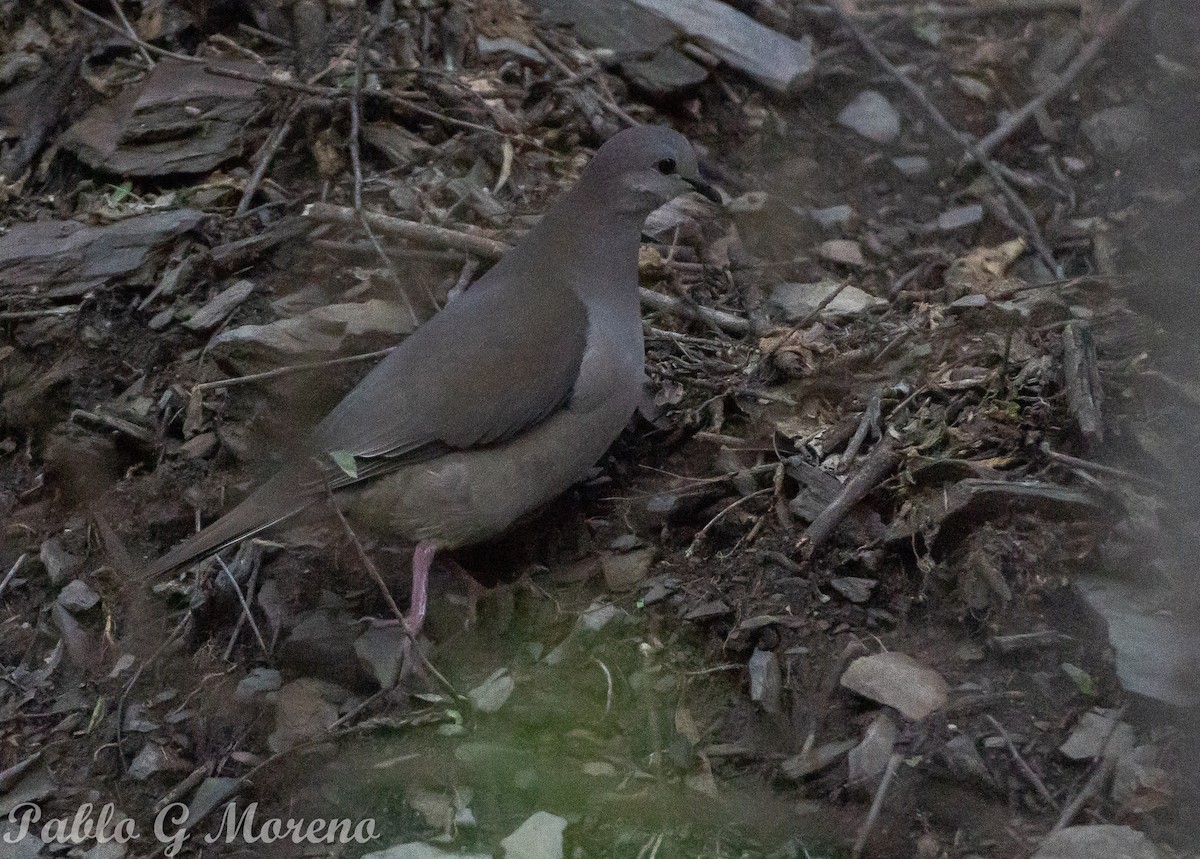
[685,176,721,204]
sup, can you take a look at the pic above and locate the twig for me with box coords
[193,347,395,392]
[823,0,1059,273]
[851,752,904,859]
[976,0,1153,154]
[62,0,199,64]
[0,306,80,320]
[107,0,154,66]
[793,280,851,330]
[801,437,900,554]
[216,556,270,659]
[1040,442,1159,489]
[304,202,752,335]
[685,487,773,558]
[235,99,300,217]
[0,553,27,600]
[350,0,367,210]
[1052,704,1129,831]
[806,0,1083,20]
[985,714,1060,810]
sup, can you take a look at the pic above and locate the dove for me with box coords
[145,124,720,636]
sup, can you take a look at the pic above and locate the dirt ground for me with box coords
[2,1,1199,857]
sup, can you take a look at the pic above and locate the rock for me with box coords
[500,810,567,859]
[39,536,79,586]
[179,431,218,459]
[279,610,363,685]
[1031,825,1162,859]
[1112,745,1165,806]
[936,204,984,232]
[355,625,407,689]
[57,579,100,612]
[683,599,731,621]
[128,742,177,781]
[892,155,930,176]
[768,281,884,321]
[600,547,656,591]
[1058,708,1136,761]
[848,713,897,785]
[235,667,282,702]
[818,239,866,267]
[185,777,241,828]
[942,734,994,788]
[267,679,343,753]
[1073,575,1200,706]
[578,600,624,632]
[952,74,991,102]
[1082,105,1151,156]
[780,739,857,779]
[809,204,855,230]
[837,90,901,144]
[830,577,877,604]
[467,668,515,713]
[183,279,254,331]
[841,652,948,720]
[748,649,782,714]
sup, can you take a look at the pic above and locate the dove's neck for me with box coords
[503,181,646,304]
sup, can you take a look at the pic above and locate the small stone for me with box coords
[1059,709,1136,761]
[818,239,866,267]
[183,280,255,331]
[841,652,949,720]
[936,204,984,233]
[809,204,854,230]
[952,74,991,101]
[1082,105,1151,156]
[600,547,656,591]
[608,533,642,552]
[683,600,731,621]
[830,577,877,604]
[892,155,930,176]
[235,667,282,702]
[355,625,406,689]
[128,743,173,781]
[179,431,218,459]
[1031,825,1163,859]
[848,713,897,785]
[1062,155,1088,174]
[500,810,567,859]
[268,679,341,753]
[780,739,857,779]
[577,600,623,632]
[467,668,515,714]
[837,90,901,143]
[40,536,79,586]
[147,309,174,330]
[279,609,361,684]
[57,579,100,613]
[748,649,782,714]
[768,281,884,321]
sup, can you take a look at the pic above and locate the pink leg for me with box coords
[406,540,437,637]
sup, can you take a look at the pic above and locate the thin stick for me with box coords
[217,556,269,660]
[0,553,27,600]
[235,99,299,217]
[0,306,80,320]
[1052,704,1129,832]
[1040,441,1160,489]
[801,437,900,554]
[685,487,773,558]
[62,0,198,64]
[107,0,154,66]
[851,752,903,858]
[194,347,395,392]
[977,0,1152,154]
[985,714,1060,810]
[350,0,367,210]
[823,0,1059,273]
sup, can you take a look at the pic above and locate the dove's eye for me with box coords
[656,158,677,175]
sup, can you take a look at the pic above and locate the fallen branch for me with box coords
[823,0,1059,273]
[800,437,900,554]
[976,0,1152,154]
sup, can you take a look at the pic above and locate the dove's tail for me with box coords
[141,469,315,580]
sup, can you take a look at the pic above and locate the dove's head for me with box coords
[581,125,721,215]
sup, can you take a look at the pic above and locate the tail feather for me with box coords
[142,470,315,579]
